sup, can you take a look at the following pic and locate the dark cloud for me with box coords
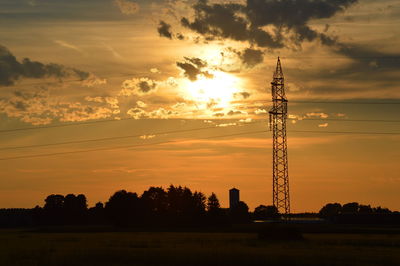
[176,62,201,80]
[234,91,251,99]
[239,48,263,67]
[288,44,400,97]
[157,20,173,39]
[176,33,185,40]
[180,0,283,48]
[213,112,224,117]
[120,77,158,96]
[0,45,89,86]
[176,57,213,81]
[114,0,139,15]
[337,44,400,70]
[178,0,357,48]
[185,57,207,68]
[138,79,157,93]
[310,44,400,82]
[227,110,243,115]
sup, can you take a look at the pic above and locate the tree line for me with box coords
[318,202,399,224]
[0,185,279,227]
[1,185,398,228]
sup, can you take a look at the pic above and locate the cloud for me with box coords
[238,48,264,68]
[318,123,329,128]
[0,45,89,86]
[305,112,329,119]
[297,43,400,97]
[126,106,178,119]
[84,96,119,109]
[239,118,252,123]
[216,122,237,127]
[60,102,118,122]
[85,96,104,103]
[103,43,123,60]
[81,74,107,87]
[140,135,156,140]
[0,89,118,125]
[150,68,160,73]
[127,107,147,119]
[136,100,147,108]
[114,0,139,15]
[148,107,178,119]
[54,40,85,54]
[176,57,213,81]
[120,77,158,96]
[255,108,267,115]
[337,44,400,71]
[178,0,357,48]
[158,21,173,39]
[227,110,246,116]
[234,91,251,99]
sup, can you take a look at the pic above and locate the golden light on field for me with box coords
[183,71,242,109]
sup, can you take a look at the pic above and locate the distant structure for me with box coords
[229,188,240,209]
[269,57,290,215]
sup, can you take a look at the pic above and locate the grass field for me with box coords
[1,229,399,265]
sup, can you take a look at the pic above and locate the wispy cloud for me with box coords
[114,0,139,15]
[102,43,123,60]
[54,40,85,54]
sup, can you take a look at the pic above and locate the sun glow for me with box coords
[183,71,242,109]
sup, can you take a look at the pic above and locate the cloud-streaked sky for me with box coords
[0,0,399,212]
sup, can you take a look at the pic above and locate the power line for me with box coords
[290,100,400,105]
[0,130,267,161]
[1,73,138,88]
[289,118,400,123]
[0,129,398,161]
[0,117,136,134]
[0,118,269,134]
[279,56,400,59]
[2,115,400,135]
[290,130,400,135]
[0,121,266,151]
[2,117,399,151]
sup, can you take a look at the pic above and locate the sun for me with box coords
[183,70,242,109]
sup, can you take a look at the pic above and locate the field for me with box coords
[1,228,399,266]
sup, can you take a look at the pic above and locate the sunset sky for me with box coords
[0,0,399,212]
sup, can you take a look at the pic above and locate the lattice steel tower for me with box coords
[269,57,290,215]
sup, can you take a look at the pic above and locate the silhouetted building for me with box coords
[229,188,239,210]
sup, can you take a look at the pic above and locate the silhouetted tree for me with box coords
[319,203,342,219]
[141,187,168,219]
[88,202,105,224]
[192,191,206,215]
[359,204,373,213]
[64,194,87,224]
[95,202,104,209]
[342,202,359,214]
[206,192,226,224]
[207,193,220,212]
[254,205,280,220]
[43,194,65,224]
[105,190,140,225]
[44,194,64,211]
[373,206,392,214]
[165,185,206,224]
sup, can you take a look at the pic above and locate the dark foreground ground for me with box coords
[1,225,400,266]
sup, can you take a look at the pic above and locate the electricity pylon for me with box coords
[269,57,290,215]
